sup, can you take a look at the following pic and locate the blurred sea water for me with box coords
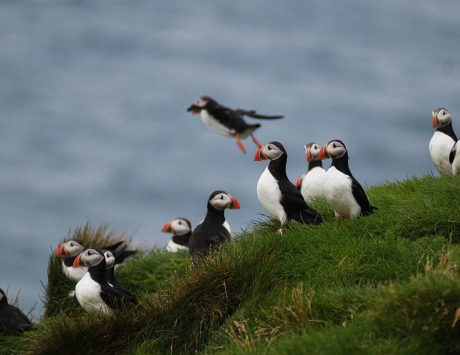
[1,0,459,316]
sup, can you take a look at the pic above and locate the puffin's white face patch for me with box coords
[104,251,116,268]
[209,192,232,210]
[434,108,451,128]
[263,143,284,160]
[65,240,85,257]
[80,249,104,267]
[196,97,209,108]
[326,141,347,159]
[170,218,191,236]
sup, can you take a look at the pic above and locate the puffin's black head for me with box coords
[318,139,348,160]
[0,288,6,305]
[73,248,105,268]
[161,217,192,236]
[254,141,286,161]
[54,239,85,258]
[432,108,451,129]
[187,96,218,113]
[304,142,322,162]
[208,190,241,211]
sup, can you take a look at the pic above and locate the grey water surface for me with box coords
[1,0,459,316]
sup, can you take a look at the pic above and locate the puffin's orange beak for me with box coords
[229,196,241,210]
[295,177,302,188]
[161,221,172,233]
[318,146,330,160]
[433,115,437,128]
[254,147,267,161]
[72,254,82,268]
[55,243,66,257]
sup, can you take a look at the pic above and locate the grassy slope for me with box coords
[5,174,460,355]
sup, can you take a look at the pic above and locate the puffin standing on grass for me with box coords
[0,288,33,333]
[161,218,192,252]
[318,139,378,228]
[254,141,323,227]
[295,142,327,203]
[429,108,457,176]
[187,96,284,154]
[73,248,136,314]
[103,251,137,304]
[188,191,240,265]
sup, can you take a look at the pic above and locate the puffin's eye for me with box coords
[220,195,224,200]
[333,143,337,148]
[268,146,271,150]
[178,221,182,225]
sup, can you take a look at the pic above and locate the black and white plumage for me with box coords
[161,218,192,252]
[295,142,327,203]
[188,191,240,265]
[430,108,457,176]
[73,248,135,314]
[55,239,135,282]
[0,288,33,333]
[318,140,377,223]
[254,141,322,226]
[187,96,284,154]
[103,251,137,304]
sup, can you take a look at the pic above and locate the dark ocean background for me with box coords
[1,0,459,316]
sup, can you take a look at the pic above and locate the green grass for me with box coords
[6,174,460,355]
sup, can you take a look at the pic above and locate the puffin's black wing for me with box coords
[104,241,125,251]
[100,284,135,309]
[351,177,378,216]
[281,184,322,225]
[237,109,284,120]
[208,107,251,133]
[0,305,33,332]
[111,248,137,265]
[449,139,459,164]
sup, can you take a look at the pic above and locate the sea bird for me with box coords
[161,218,192,252]
[188,191,240,265]
[187,96,284,153]
[254,141,323,227]
[318,139,378,228]
[429,108,457,176]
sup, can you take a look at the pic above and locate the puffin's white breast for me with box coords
[323,166,361,219]
[62,261,88,282]
[429,131,455,176]
[201,110,234,137]
[75,273,112,315]
[300,166,326,203]
[257,167,287,225]
[167,239,188,252]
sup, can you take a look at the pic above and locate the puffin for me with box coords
[295,142,327,203]
[188,190,240,265]
[254,141,323,226]
[55,239,135,282]
[161,218,192,252]
[0,288,33,333]
[73,248,136,314]
[318,139,378,228]
[187,96,284,154]
[103,251,137,304]
[429,108,457,176]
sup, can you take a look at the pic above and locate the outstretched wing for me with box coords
[237,109,284,120]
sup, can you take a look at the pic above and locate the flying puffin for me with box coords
[0,288,33,333]
[318,139,378,228]
[103,251,137,304]
[254,141,323,226]
[429,108,457,176]
[295,142,327,203]
[187,96,284,154]
[55,239,135,282]
[161,218,192,252]
[73,248,136,314]
[188,190,240,265]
